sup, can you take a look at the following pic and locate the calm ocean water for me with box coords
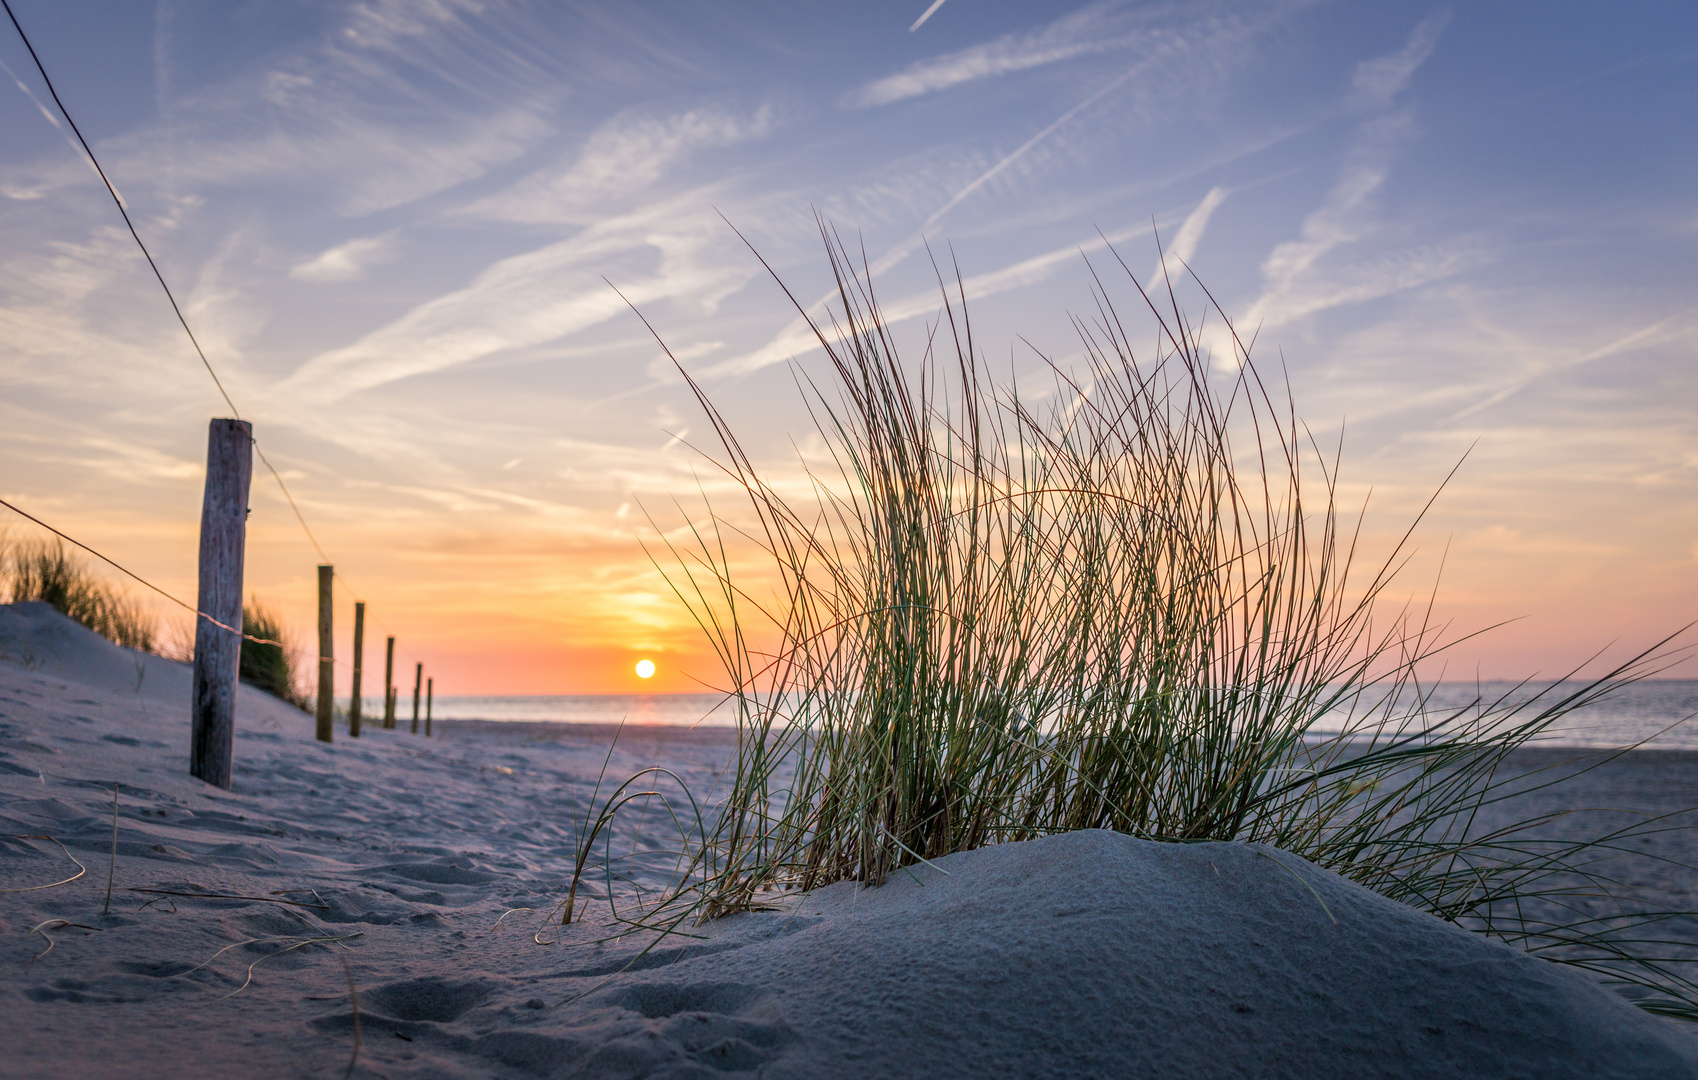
[1315,679,1698,749]
[426,693,736,727]
[412,680,1698,749]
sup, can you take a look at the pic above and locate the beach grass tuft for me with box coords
[1,534,157,653]
[603,223,1698,1018]
[239,599,311,711]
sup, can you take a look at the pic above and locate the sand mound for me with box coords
[628,831,1698,1078]
[2,602,1696,1078]
[0,600,193,701]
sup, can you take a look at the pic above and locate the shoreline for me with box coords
[433,715,1698,758]
[5,607,1698,1077]
[434,717,742,746]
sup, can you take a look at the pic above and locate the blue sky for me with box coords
[1,1,1694,691]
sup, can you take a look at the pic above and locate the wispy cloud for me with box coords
[0,57,122,204]
[276,198,755,403]
[909,0,950,33]
[698,219,1159,380]
[3,0,557,217]
[289,234,397,283]
[1248,238,1491,333]
[916,64,1139,232]
[847,0,1312,109]
[849,4,1127,107]
[874,1,1313,247]
[0,401,202,483]
[1235,16,1458,336]
[709,6,1314,383]
[1349,11,1452,110]
[696,149,1266,384]
[466,103,776,224]
[338,0,488,50]
[143,99,553,218]
[1449,314,1691,421]
[1150,186,1228,283]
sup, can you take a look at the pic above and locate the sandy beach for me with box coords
[5,602,1698,1078]
[3,0,1693,1074]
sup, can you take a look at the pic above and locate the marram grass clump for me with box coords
[1,534,157,653]
[589,226,1696,1019]
[239,599,312,711]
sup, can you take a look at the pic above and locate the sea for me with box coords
[406,680,1698,750]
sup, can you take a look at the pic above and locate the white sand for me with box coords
[3,601,1697,1078]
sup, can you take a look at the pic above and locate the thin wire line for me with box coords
[254,445,330,564]
[0,495,284,649]
[3,7,427,682]
[0,495,397,676]
[331,570,425,674]
[2,2,350,599]
[1,0,238,419]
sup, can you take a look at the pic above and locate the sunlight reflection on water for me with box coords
[418,681,1698,747]
[427,693,736,726]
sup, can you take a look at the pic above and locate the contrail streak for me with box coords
[909,0,948,32]
[921,64,1139,232]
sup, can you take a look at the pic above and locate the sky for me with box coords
[0,0,1694,695]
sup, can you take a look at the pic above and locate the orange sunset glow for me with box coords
[0,2,1691,700]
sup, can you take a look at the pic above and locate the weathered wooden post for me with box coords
[411,662,422,734]
[189,418,252,789]
[349,601,365,738]
[316,565,333,743]
[382,636,396,729]
[387,685,398,724]
[425,676,434,737]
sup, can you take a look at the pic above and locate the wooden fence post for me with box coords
[425,676,433,737]
[316,565,333,742]
[349,601,365,738]
[411,662,422,734]
[189,418,252,789]
[383,636,396,729]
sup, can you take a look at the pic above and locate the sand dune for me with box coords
[2,603,1696,1078]
[0,600,195,702]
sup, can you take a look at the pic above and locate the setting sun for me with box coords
[634,659,656,679]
